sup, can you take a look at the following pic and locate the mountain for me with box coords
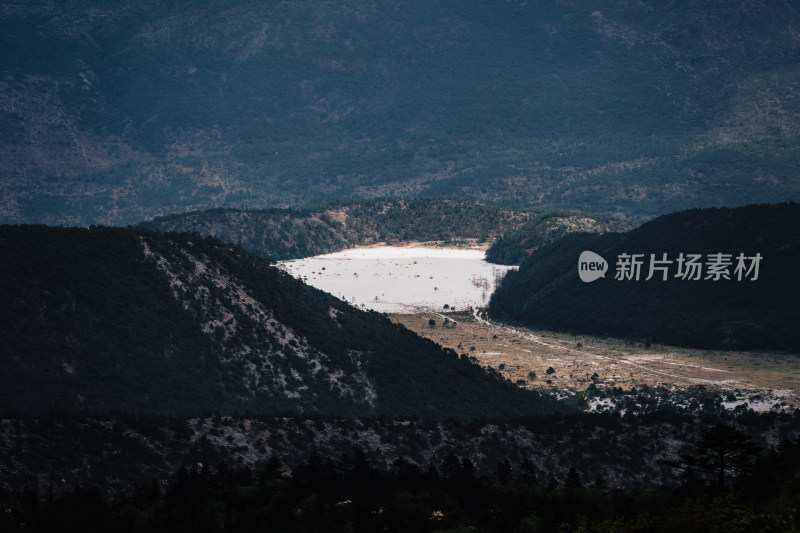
[488,203,800,351]
[0,225,559,418]
[2,412,799,532]
[2,410,790,496]
[485,210,632,265]
[138,198,630,261]
[2,0,799,225]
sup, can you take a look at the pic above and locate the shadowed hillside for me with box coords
[489,203,800,351]
[0,225,559,418]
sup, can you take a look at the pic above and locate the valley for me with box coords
[392,311,800,413]
[3,1,800,529]
[271,237,800,415]
[2,214,800,531]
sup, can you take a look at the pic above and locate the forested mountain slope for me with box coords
[139,199,629,260]
[0,225,559,418]
[489,203,800,351]
[2,1,799,224]
[485,210,631,265]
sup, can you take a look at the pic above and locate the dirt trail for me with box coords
[390,309,800,409]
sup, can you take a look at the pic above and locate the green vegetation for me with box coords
[140,199,531,260]
[0,224,559,418]
[489,203,800,351]
[3,408,800,493]
[485,211,632,265]
[140,199,627,261]
[2,415,800,532]
[2,1,799,225]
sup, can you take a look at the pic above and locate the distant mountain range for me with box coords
[489,203,800,351]
[2,0,799,225]
[0,224,560,418]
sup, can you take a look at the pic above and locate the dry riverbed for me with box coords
[390,310,800,412]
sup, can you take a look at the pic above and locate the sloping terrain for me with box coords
[0,225,558,418]
[2,412,800,531]
[485,210,632,264]
[3,411,799,496]
[1,1,799,224]
[489,203,800,351]
[139,199,629,260]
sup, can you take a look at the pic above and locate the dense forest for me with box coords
[2,1,799,225]
[2,217,800,529]
[11,406,797,496]
[489,203,800,351]
[2,417,799,532]
[485,211,631,265]
[139,199,627,261]
[4,1,800,529]
[0,224,558,419]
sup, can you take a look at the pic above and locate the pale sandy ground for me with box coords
[278,244,515,313]
[392,310,800,411]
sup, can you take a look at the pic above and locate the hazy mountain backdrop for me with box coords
[2,0,799,225]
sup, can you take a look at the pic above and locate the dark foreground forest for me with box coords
[2,423,799,532]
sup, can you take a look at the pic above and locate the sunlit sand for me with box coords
[278,245,516,313]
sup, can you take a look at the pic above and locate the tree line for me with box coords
[2,425,799,532]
